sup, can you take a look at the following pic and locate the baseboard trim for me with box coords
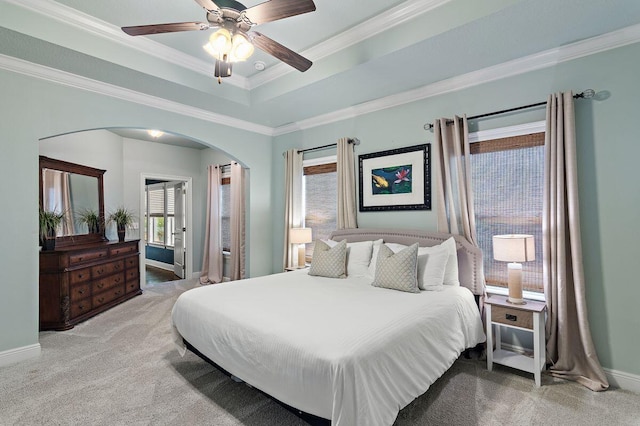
[145,259,173,272]
[0,343,41,367]
[501,343,640,393]
[604,368,640,394]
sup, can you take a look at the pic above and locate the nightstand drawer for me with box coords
[491,305,533,329]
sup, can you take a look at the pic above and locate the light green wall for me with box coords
[0,69,272,354]
[272,43,640,376]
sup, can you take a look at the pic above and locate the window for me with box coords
[221,176,231,252]
[145,182,175,248]
[303,156,337,257]
[471,130,545,293]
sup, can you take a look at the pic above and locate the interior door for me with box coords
[173,182,186,278]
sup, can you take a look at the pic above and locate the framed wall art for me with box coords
[358,144,431,212]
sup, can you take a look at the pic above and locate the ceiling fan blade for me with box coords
[243,0,316,25]
[251,31,312,72]
[194,0,221,13]
[122,22,210,36]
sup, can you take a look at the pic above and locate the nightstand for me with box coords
[485,296,547,387]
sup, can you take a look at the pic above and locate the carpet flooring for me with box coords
[1,278,639,426]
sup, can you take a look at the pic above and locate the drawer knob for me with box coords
[78,305,84,310]
[78,289,84,295]
[505,314,518,321]
[98,297,104,303]
[97,283,104,289]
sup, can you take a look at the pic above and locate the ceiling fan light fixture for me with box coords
[208,28,233,56]
[231,33,254,61]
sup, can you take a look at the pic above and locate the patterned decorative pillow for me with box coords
[371,243,419,293]
[309,239,347,278]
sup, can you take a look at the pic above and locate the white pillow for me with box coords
[366,239,385,280]
[326,239,373,278]
[417,249,449,291]
[417,237,459,286]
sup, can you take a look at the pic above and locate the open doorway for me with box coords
[140,174,193,287]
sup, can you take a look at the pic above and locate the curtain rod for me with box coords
[293,138,360,155]
[423,89,595,131]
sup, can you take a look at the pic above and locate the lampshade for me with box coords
[493,234,535,262]
[289,227,312,244]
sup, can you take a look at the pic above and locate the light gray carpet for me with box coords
[1,279,639,426]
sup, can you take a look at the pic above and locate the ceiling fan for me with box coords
[122,0,316,83]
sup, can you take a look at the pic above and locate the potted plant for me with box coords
[39,208,65,250]
[76,208,101,234]
[107,207,135,242]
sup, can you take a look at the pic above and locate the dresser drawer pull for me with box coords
[97,269,103,275]
[78,289,84,295]
[78,304,84,310]
[78,257,83,262]
[97,297,104,303]
[97,283,104,289]
[115,290,121,296]
[114,264,121,270]
[505,314,518,322]
[77,274,84,279]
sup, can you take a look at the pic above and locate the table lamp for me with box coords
[492,234,535,304]
[289,227,312,268]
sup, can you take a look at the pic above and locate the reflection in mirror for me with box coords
[42,169,100,236]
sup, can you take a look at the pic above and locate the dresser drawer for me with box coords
[69,267,91,284]
[69,249,108,265]
[110,244,137,257]
[93,273,125,293]
[70,299,92,318]
[125,256,139,269]
[125,279,140,294]
[91,261,124,278]
[70,283,91,302]
[125,269,138,281]
[93,286,125,307]
[491,305,533,329]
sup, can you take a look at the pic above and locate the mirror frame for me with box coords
[39,156,107,247]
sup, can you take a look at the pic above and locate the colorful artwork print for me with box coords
[371,164,412,195]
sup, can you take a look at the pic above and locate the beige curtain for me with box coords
[43,169,75,235]
[282,149,303,270]
[337,137,358,229]
[229,162,246,281]
[433,115,479,246]
[200,165,223,285]
[543,91,608,391]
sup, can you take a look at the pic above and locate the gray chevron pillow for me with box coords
[309,239,347,278]
[371,243,419,293]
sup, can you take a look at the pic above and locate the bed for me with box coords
[171,228,486,426]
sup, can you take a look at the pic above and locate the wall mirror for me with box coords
[39,156,106,247]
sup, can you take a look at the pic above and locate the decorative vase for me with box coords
[42,229,56,251]
[117,226,126,242]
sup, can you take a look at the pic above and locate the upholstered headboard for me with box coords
[329,228,485,296]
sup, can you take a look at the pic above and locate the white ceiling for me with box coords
[2,0,640,139]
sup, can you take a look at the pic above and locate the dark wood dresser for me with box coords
[39,240,142,330]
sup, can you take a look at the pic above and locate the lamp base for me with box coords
[507,262,524,305]
[297,245,306,269]
[507,299,527,305]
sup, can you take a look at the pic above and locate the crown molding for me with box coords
[273,22,640,136]
[249,0,452,88]
[3,0,249,89]
[0,54,273,135]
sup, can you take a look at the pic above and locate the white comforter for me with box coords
[171,270,485,426]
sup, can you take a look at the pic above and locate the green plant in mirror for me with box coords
[76,208,101,234]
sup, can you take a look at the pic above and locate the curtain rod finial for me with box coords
[351,138,360,146]
[580,89,595,99]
